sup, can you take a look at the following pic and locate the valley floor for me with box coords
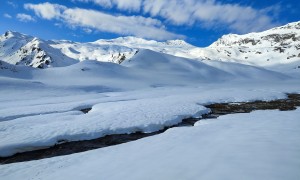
[0,50,300,179]
[1,78,300,179]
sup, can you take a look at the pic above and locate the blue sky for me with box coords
[1,0,299,46]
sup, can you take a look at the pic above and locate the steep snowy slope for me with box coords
[50,40,137,64]
[0,31,77,68]
[190,21,300,72]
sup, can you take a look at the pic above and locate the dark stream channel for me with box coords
[1,93,299,164]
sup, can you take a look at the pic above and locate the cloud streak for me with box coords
[74,0,279,33]
[25,2,182,40]
[16,13,35,22]
[25,3,66,20]
[4,13,12,19]
[75,0,142,11]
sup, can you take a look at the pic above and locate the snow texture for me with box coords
[0,49,297,156]
[1,109,300,180]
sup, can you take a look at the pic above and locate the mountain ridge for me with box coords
[1,21,300,73]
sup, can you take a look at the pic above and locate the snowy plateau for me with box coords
[0,21,300,180]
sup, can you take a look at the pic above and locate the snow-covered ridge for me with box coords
[0,21,300,73]
[0,32,197,68]
[94,36,193,47]
[0,31,77,68]
[210,21,300,47]
[192,21,300,73]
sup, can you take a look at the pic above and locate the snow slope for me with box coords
[1,109,300,180]
[124,49,289,81]
[190,21,300,73]
[0,49,293,157]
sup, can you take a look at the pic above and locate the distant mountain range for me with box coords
[1,21,299,73]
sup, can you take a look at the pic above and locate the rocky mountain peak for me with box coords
[210,21,300,48]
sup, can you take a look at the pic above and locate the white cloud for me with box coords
[75,0,142,11]
[7,1,17,8]
[24,2,66,20]
[74,0,278,33]
[83,28,93,34]
[54,23,63,28]
[16,13,35,22]
[4,13,12,19]
[113,0,142,11]
[142,0,278,33]
[25,3,182,40]
[191,1,278,32]
[143,0,196,25]
[75,0,113,8]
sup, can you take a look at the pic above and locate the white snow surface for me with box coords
[1,109,300,180]
[0,49,297,157]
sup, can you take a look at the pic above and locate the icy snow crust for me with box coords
[1,109,300,180]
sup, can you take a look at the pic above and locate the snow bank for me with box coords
[1,109,300,180]
[0,94,209,157]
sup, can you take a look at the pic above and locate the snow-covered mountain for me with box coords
[191,21,300,72]
[1,21,300,72]
[50,36,195,65]
[50,39,137,64]
[0,31,77,68]
[51,21,300,72]
[0,32,196,68]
